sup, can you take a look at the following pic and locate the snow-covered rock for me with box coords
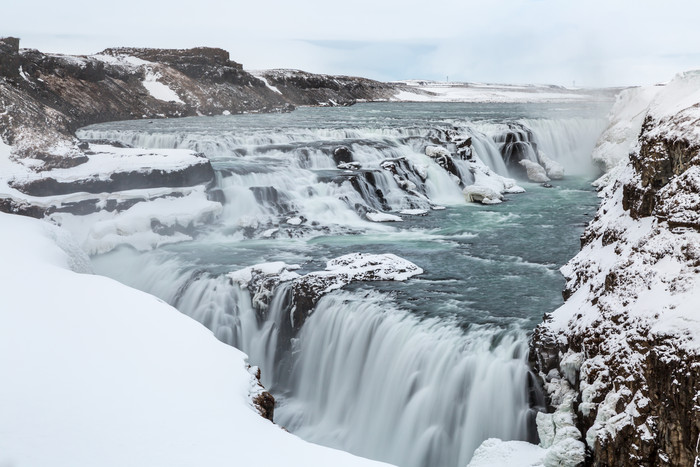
[289,253,423,328]
[367,211,403,222]
[399,208,428,216]
[538,153,565,179]
[519,159,550,183]
[463,184,504,204]
[531,70,700,466]
[0,212,393,467]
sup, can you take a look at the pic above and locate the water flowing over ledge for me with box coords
[86,102,607,467]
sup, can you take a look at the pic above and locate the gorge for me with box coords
[1,38,698,467]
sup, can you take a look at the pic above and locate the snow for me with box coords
[49,187,222,255]
[519,159,550,183]
[463,184,503,204]
[292,253,424,302]
[93,53,151,69]
[393,81,596,103]
[323,253,423,282]
[399,208,428,215]
[367,212,403,222]
[467,439,546,467]
[228,262,302,287]
[591,85,662,182]
[538,153,564,180]
[0,212,393,467]
[16,144,207,185]
[250,71,284,95]
[142,70,184,104]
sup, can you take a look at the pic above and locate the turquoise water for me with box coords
[87,101,606,467]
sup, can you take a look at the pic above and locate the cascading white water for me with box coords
[519,118,607,175]
[276,291,533,467]
[85,102,609,467]
[93,247,537,467]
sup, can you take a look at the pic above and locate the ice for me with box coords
[519,160,550,183]
[399,209,428,215]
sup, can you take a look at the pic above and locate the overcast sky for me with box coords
[3,0,700,87]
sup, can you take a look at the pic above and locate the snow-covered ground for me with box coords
[0,138,221,255]
[0,212,394,467]
[392,81,601,103]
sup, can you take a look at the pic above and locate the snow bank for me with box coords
[467,439,546,467]
[16,144,208,185]
[0,212,393,467]
[50,186,222,255]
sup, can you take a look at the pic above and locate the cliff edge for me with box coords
[530,72,700,466]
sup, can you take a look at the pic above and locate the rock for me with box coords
[494,123,539,174]
[539,152,565,179]
[332,146,353,165]
[519,159,550,183]
[530,72,700,467]
[425,145,461,180]
[463,184,504,204]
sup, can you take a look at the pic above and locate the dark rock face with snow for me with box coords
[253,69,400,107]
[530,74,700,467]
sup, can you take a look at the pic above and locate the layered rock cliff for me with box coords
[530,72,700,466]
[0,37,417,236]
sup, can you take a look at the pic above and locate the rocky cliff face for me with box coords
[253,69,403,106]
[530,72,700,466]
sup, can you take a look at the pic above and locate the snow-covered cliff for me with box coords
[528,72,700,466]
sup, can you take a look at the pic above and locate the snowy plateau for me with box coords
[1,35,700,467]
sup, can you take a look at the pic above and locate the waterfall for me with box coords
[519,118,607,175]
[85,103,606,467]
[276,291,534,467]
[93,248,540,467]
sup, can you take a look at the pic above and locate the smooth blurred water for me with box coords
[88,101,606,467]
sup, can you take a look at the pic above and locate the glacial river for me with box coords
[82,101,609,467]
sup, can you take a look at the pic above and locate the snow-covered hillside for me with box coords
[0,212,393,467]
[530,72,700,465]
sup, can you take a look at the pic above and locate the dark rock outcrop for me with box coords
[255,69,402,106]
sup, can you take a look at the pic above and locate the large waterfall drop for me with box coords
[86,101,608,467]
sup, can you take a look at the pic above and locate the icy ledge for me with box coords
[0,212,393,467]
[229,253,423,329]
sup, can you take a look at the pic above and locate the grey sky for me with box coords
[3,0,700,87]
